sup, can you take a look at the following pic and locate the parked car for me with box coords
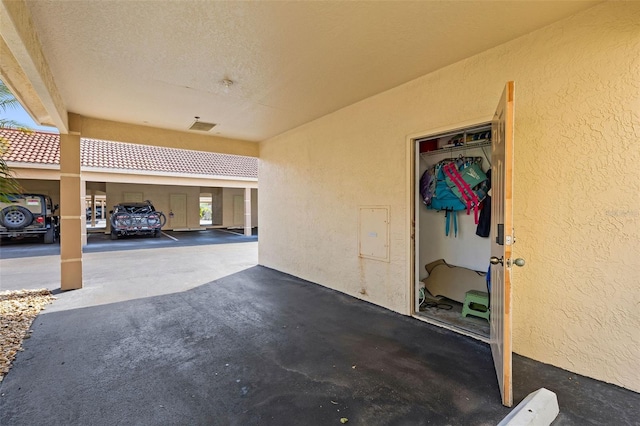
[0,194,59,243]
[109,200,166,239]
[86,206,104,220]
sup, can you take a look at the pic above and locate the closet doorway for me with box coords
[410,82,518,407]
[415,121,492,338]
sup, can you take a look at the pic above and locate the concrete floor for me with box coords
[0,240,638,425]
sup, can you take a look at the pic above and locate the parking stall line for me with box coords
[162,232,178,241]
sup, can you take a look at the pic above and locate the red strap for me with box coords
[443,162,481,224]
[443,163,473,212]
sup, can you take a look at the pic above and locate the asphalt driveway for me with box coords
[0,239,638,425]
[0,228,258,259]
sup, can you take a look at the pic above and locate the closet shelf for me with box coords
[420,140,491,158]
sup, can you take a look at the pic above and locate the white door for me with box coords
[233,195,244,226]
[490,81,515,407]
[169,194,187,229]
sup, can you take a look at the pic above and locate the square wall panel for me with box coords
[123,192,143,202]
[359,206,390,262]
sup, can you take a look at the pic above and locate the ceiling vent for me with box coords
[189,118,216,132]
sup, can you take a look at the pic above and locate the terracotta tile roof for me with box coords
[0,129,60,165]
[0,129,257,178]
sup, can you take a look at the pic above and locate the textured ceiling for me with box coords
[24,1,599,142]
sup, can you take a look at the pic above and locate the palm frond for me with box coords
[0,141,22,200]
[0,83,20,113]
[0,119,31,131]
[0,80,28,199]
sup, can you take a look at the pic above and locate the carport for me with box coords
[1,129,258,248]
[2,0,639,414]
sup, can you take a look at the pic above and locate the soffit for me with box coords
[23,1,599,142]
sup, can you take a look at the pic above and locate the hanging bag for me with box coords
[419,165,437,206]
[425,160,467,236]
[421,157,489,235]
[429,161,466,212]
[443,160,488,224]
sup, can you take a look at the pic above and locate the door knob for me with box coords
[490,257,525,267]
[513,258,526,267]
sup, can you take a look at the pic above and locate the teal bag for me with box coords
[445,162,488,201]
[427,161,466,236]
[429,161,466,212]
[442,160,488,224]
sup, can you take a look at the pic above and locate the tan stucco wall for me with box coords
[208,187,223,225]
[14,178,60,206]
[77,116,258,157]
[259,2,640,392]
[105,183,202,230]
[10,165,59,182]
[105,184,259,230]
[222,187,258,227]
[82,169,257,189]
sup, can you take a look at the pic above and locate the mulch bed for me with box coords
[0,289,55,382]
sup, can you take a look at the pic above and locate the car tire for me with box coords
[154,229,162,238]
[43,226,55,244]
[0,206,34,229]
[110,230,119,240]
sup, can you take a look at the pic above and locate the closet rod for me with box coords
[420,140,492,158]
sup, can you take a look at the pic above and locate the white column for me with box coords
[244,187,252,236]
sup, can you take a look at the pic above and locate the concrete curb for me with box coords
[498,388,559,426]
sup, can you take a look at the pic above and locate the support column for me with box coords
[60,132,83,290]
[212,187,223,226]
[244,187,252,236]
[81,181,87,246]
[90,191,96,227]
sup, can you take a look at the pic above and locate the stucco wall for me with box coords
[104,184,258,230]
[222,187,258,227]
[210,187,223,225]
[15,178,60,206]
[78,116,259,157]
[259,3,640,392]
[105,183,201,230]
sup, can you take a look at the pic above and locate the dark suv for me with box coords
[0,194,59,243]
[109,200,166,239]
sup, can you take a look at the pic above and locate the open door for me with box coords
[490,81,515,407]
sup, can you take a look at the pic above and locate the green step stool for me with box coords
[461,290,490,321]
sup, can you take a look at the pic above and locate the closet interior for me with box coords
[415,123,493,339]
